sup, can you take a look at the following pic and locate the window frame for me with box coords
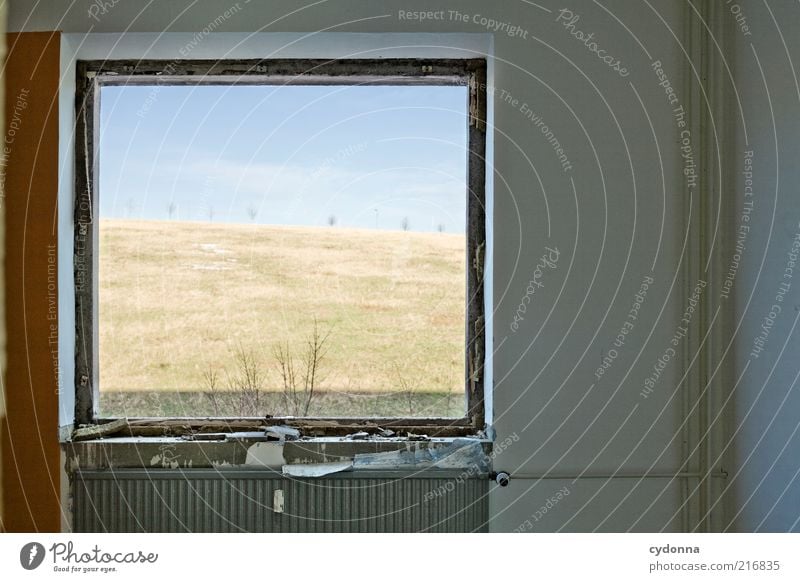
[73,58,487,436]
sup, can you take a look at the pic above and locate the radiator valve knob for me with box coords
[492,471,510,487]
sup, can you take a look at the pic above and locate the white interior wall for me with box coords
[486,2,690,532]
[722,0,800,533]
[13,0,701,532]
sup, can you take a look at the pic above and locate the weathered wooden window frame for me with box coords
[74,58,487,437]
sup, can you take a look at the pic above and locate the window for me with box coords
[74,59,486,434]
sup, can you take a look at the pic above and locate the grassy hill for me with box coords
[99,219,466,417]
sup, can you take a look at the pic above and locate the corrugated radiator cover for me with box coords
[72,469,489,533]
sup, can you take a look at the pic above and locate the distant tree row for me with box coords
[156,202,448,233]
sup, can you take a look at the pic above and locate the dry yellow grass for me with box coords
[99,219,466,401]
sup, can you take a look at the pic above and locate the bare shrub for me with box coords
[225,345,265,416]
[392,362,421,415]
[275,318,332,416]
[200,324,333,417]
[202,344,265,416]
[202,367,222,415]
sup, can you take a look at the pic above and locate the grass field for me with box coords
[99,219,466,417]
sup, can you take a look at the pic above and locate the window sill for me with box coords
[63,432,492,473]
[69,416,480,441]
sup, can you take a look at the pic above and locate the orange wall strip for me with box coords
[2,31,61,532]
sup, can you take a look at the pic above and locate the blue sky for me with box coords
[99,84,468,233]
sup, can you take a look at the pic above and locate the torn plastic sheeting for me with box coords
[353,439,489,471]
[265,425,301,441]
[431,438,490,470]
[282,460,353,477]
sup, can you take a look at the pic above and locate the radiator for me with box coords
[71,469,488,532]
